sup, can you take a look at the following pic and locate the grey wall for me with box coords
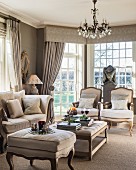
[20,22,37,75]
[36,28,44,80]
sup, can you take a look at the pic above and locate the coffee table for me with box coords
[57,118,108,160]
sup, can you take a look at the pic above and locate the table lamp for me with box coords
[26,74,43,94]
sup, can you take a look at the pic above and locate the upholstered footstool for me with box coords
[6,128,76,170]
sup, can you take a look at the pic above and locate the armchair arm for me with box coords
[103,102,112,109]
[129,103,134,111]
[98,102,102,110]
[72,101,79,108]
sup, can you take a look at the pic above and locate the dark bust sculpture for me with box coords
[103,65,116,85]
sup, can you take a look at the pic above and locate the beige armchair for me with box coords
[100,87,134,136]
[72,87,102,120]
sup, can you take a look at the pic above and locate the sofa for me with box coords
[0,90,54,153]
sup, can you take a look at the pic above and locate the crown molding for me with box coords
[0,3,41,28]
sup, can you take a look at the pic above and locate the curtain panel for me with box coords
[41,41,65,122]
[41,41,65,95]
[6,19,22,91]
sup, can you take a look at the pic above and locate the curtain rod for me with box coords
[0,12,20,22]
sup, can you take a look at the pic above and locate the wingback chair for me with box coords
[100,87,134,136]
[72,87,102,120]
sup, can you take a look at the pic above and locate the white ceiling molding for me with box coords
[0,3,40,28]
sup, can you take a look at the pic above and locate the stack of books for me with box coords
[57,122,81,131]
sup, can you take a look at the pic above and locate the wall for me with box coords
[20,22,37,75]
[36,28,44,80]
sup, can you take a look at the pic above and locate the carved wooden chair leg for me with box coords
[30,159,34,166]
[108,122,111,130]
[68,148,75,170]
[129,121,133,136]
[50,158,58,170]
[6,152,14,170]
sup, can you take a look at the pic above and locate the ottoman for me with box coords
[6,128,76,170]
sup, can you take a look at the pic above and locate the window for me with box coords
[94,42,133,88]
[54,43,83,115]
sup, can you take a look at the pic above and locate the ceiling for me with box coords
[0,0,136,28]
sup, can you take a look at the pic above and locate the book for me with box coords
[57,122,81,131]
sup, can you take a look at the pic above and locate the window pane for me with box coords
[54,95,60,103]
[95,44,100,50]
[113,50,119,58]
[107,50,112,58]
[62,81,67,91]
[126,58,132,66]
[126,42,132,48]
[120,58,126,67]
[120,42,125,49]
[69,71,74,80]
[54,81,61,92]
[69,81,74,91]
[126,49,132,57]
[69,58,75,68]
[113,43,119,49]
[120,50,125,58]
[61,71,67,79]
[61,94,67,103]
[69,43,76,53]
[61,58,68,68]
[101,59,106,67]
[113,59,119,66]
[101,43,106,50]
[100,50,106,58]
[95,51,100,58]
[107,43,112,49]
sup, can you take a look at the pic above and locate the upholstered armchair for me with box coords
[72,87,102,120]
[100,87,134,136]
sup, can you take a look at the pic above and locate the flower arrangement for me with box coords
[67,106,77,115]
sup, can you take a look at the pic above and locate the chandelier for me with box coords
[77,0,112,39]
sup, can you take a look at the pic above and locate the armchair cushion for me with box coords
[101,109,133,119]
[78,98,95,109]
[111,100,128,110]
[23,97,42,115]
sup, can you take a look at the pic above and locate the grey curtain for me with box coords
[41,41,65,95]
[7,19,22,91]
[41,41,65,122]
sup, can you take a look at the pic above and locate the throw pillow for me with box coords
[13,90,25,106]
[23,97,42,115]
[0,91,14,117]
[6,99,24,118]
[78,98,95,109]
[111,100,128,110]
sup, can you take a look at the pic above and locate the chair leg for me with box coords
[129,121,133,136]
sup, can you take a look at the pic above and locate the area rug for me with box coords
[0,126,136,170]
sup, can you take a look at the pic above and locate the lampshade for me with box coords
[26,75,43,85]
